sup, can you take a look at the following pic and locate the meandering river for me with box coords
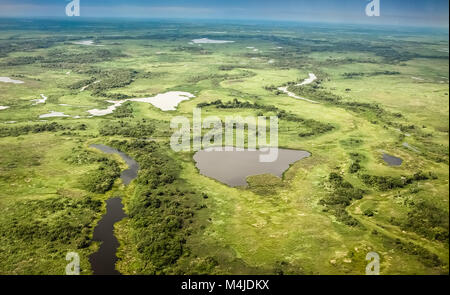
[88,144,139,275]
[88,197,127,275]
[278,73,319,104]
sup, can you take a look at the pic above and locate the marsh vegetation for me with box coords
[0,19,448,275]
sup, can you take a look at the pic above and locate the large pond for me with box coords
[193,148,311,187]
[382,153,403,166]
[88,144,139,275]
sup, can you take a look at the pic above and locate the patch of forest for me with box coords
[0,122,87,138]
[106,139,215,274]
[0,47,125,69]
[197,99,335,138]
[342,71,401,78]
[359,171,437,191]
[0,196,102,273]
[319,172,364,227]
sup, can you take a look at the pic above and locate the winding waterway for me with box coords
[278,73,319,104]
[89,197,127,275]
[90,144,139,185]
[88,144,139,275]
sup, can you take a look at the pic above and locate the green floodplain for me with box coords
[0,18,448,275]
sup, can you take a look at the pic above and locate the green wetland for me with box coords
[0,18,448,275]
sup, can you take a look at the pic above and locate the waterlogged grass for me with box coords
[0,19,448,275]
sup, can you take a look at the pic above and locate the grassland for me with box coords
[0,19,448,275]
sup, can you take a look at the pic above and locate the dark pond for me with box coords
[382,153,403,166]
[193,148,311,187]
[88,144,138,275]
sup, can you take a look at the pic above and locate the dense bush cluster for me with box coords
[68,69,136,95]
[112,102,134,118]
[402,201,449,243]
[198,99,335,137]
[0,37,61,58]
[1,56,44,66]
[383,237,444,268]
[99,92,133,100]
[348,152,365,173]
[89,69,137,95]
[68,77,97,90]
[40,48,124,69]
[198,98,271,111]
[187,70,255,84]
[65,146,99,165]
[0,196,101,249]
[67,145,124,194]
[360,171,434,191]
[0,122,87,137]
[107,140,202,273]
[81,158,121,194]
[342,71,400,78]
[99,120,155,138]
[319,172,364,226]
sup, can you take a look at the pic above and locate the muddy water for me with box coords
[89,197,126,275]
[88,144,139,275]
[382,153,403,166]
[193,148,311,187]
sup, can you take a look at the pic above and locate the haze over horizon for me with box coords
[0,0,448,28]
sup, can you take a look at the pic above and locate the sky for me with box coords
[0,0,448,27]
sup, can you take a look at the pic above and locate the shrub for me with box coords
[82,159,121,193]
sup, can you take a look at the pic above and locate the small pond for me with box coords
[382,153,403,166]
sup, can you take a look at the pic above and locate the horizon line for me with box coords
[0,16,448,30]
